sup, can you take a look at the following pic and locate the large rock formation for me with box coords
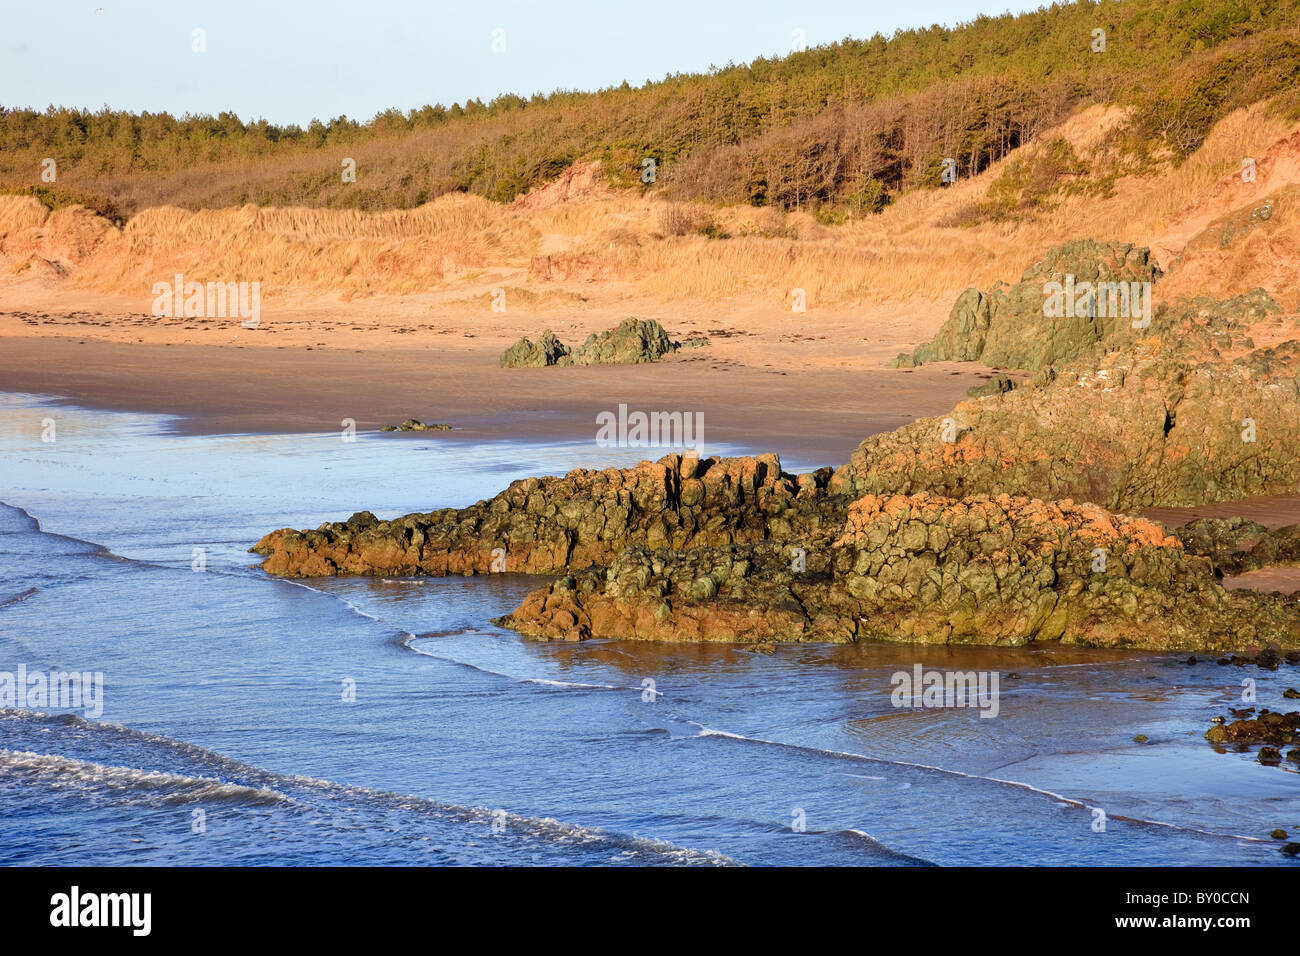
[499,331,570,368]
[495,492,1300,650]
[499,317,707,367]
[893,240,1161,371]
[254,278,1300,651]
[840,293,1300,511]
[252,452,1300,651]
[252,454,843,578]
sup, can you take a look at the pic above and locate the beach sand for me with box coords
[7,284,1300,534]
[0,287,990,466]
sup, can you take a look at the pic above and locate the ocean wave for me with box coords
[522,677,623,690]
[839,828,937,866]
[0,501,108,555]
[0,709,735,864]
[0,748,291,806]
[0,586,38,609]
[689,721,1266,845]
[402,635,627,690]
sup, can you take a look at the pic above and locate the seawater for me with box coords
[0,393,1296,865]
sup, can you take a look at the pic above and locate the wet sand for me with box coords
[1224,567,1300,594]
[1144,499,1300,595]
[1144,495,1300,531]
[0,334,988,466]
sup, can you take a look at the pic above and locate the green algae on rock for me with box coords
[494,492,1300,651]
[499,317,708,368]
[892,240,1162,372]
[252,453,843,578]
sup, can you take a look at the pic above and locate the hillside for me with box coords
[3,99,1298,318]
[4,0,1300,219]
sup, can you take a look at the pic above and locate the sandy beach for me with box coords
[0,288,988,465]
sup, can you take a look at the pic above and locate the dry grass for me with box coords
[70,194,540,296]
[3,102,1298,309]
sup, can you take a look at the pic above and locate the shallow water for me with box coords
[0,393,1296,865]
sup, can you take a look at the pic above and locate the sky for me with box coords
[2,1,1046,126]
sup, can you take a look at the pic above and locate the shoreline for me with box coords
[10,333,1300,534]
[0,333,990,466]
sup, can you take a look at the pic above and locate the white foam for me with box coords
[0,748,290,805]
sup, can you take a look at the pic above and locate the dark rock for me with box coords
[1175,517,1269,574]
[499,330,571,367]
[500,318,707,368]
[381,418,451,432]
[966,372,1017,398]
[1204,710,1300,745]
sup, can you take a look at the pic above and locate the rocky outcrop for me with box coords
[251,454,843,578]
[1179,517,1300,576]
[1204,707,1300,769]
[965,372,1016,398]
[255,279,1300,650]
[253,455,1300,650]
[499,331,571,368]
[499,318,707,367]
[892,240,1161,371]
[840,293,1300,511]
[380,419,451,432]
[495,492,1300,650]
[564,317,679,366]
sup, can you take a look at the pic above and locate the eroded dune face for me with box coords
[1157,182,1300,312]
[3,104,1297,312]
[0,196,117,278]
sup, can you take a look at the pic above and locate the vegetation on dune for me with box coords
[0,184,125,226]
[1,0,1299,221]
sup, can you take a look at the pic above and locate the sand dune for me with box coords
[3,102,1298,320]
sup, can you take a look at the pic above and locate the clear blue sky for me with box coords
[3,1,1046,126]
